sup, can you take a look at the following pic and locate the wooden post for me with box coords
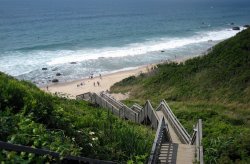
[123,106,125,119]
[198,119,202,144]
[198,119,203,164]
[119,108,120,118]
[196,123,200,162]
[146,102,148,125]
[200,146,204,164]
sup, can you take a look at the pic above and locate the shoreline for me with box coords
[40,55,193,99]
[41,65,149,99]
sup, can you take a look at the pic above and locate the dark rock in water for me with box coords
[70,62,77,64]
[243,25,250,28]
[232,27,240,30]
[161,50,165,53]
[52,79,59,83]
[56,73,62,76]
[42,68,48,70]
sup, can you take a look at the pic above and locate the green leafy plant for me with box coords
[0,72,154,163]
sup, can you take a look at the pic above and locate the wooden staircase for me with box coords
[76,92,204,164]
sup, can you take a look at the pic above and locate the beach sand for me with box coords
[40,56,191,100]
[41,66,150,99]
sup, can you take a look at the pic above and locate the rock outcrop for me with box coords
[52,79,59,83]
[232,27,240,30]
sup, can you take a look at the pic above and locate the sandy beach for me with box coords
[41,65,150,99]
[40,56,193,99]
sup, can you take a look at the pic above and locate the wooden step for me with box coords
[157,143,178,164]
[176,144,196,164]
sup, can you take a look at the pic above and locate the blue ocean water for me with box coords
[0,0,249,85]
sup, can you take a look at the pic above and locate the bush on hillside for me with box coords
[0,72,154,163]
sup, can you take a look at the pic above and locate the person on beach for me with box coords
[46,85,49,91]
[99,74,102,79]
[97,81,100,86]
[93,82,95,86]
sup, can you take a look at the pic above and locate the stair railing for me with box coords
[160,100,190,144]
[191,119,204,164]
[0,141,115,164]
[148,117,166,164]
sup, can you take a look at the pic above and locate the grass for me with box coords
[111,28,250,163]
[0,72,155,163]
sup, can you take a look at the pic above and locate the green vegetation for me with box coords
[111,28,250,163]
[0,72,154,163]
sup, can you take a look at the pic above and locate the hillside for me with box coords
[0,72,154,163]
[111,28,250,163]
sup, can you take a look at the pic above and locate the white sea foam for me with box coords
[0,27,244,76]
[46,27,243,65]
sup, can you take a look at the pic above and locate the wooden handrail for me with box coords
[0,141,116,164]
[130,105,141,113]
[148,117,165,164]
[100,93,124,109]
[160,101,190,144]
[100,93,144,122]
[144,100,159,129]
[133,103,143,109]
[76,92,92,100]
[162,100,190,139]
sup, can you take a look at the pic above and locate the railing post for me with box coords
[119,108,120,118]
[144,105,146,125]
[196,123,199,162]
[123,106,125,119]
[200,146,204,164]
[151,104,153,127]
[198,119,203,164]
[198,119,202,145]
[94,94,98,104]
[146,101,148,125]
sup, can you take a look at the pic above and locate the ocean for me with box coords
[0,0,249,86]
